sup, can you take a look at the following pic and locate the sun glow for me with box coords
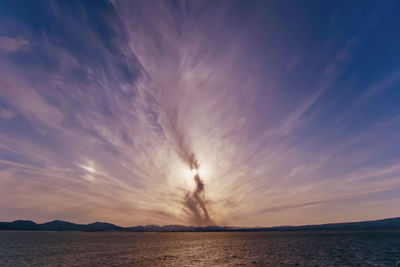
[184,167,203,178]
[183,165,209,180]
[177,162,211,189]
[191,168,198,177]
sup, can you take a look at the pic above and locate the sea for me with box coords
[0,231,399,266]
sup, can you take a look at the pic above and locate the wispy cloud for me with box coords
[0,36,29,52]
[0,0,399,226]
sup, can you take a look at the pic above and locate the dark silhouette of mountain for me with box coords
[0,220,38,230]
[86,222,123,231]
[39,220,84,231]
[1,217,399,232]
[260,217,400,232]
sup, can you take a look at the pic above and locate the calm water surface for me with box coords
[0,231,399,266]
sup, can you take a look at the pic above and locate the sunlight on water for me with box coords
[0,231,399,266]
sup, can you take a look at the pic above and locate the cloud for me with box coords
[0,36,30,52]
[0,0,400,227]
[0,108,15,119]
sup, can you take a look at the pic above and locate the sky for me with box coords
[0,0,400,227]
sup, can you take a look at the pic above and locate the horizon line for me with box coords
[2,216,400,229]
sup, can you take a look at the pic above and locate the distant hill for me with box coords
[1,217,399,232]
[248,217,400,232]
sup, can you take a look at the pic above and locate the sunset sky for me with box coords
[1,0,400,227]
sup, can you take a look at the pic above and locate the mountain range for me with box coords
[1,217,399,232]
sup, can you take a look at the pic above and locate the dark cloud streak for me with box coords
[154,104,213,226]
